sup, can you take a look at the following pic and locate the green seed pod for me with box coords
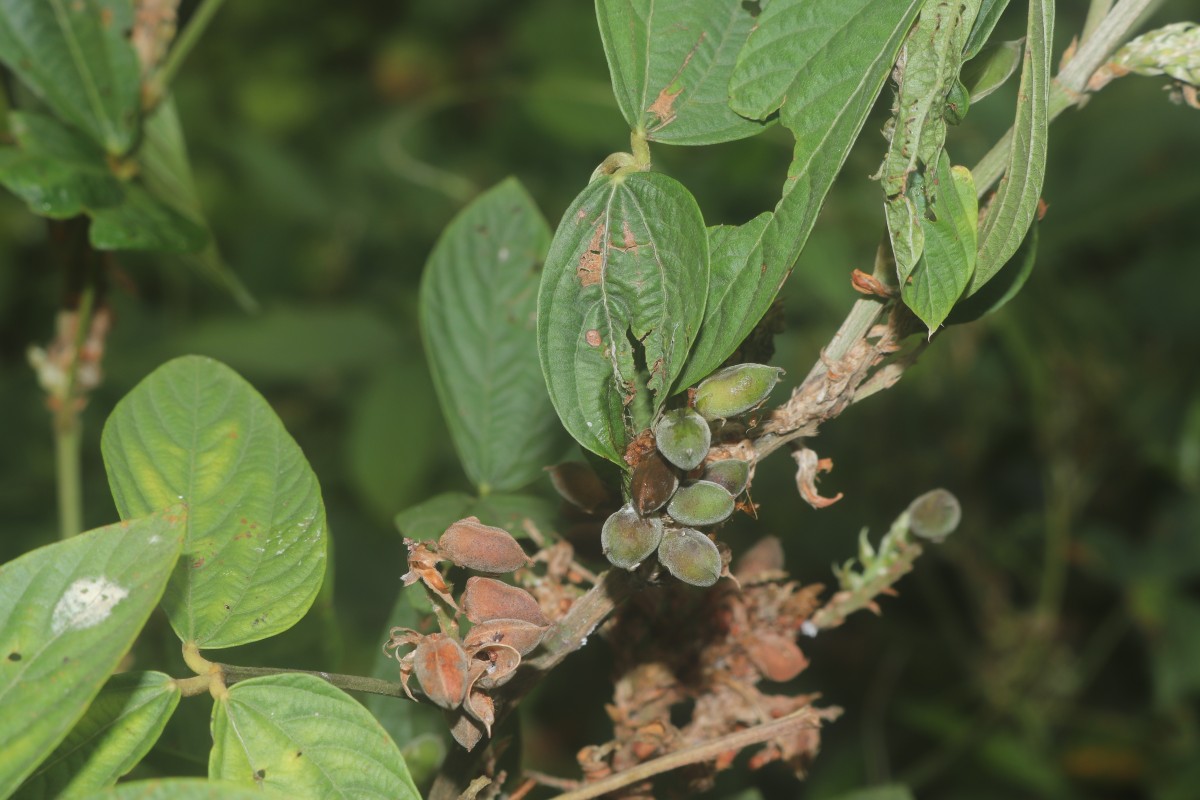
[907,489,961,541]
[694,363,784,421]
[653,408,711,470]
[601,504,664,570]
[944,78,970,125]
[657,527,722,587]
[667,480,735,527]
[630,451,680,515]
[702,459,750,496]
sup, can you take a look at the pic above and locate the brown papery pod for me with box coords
[461,576,549,627]
[471,643,522,690]
[438,517,530,573]
[413,633,469,709]
[444,707,485,751]
[743,632,809,683]
[630,450,680,516]
[464,618,547,657]
[546,461,612,513]
[463,688,496,737]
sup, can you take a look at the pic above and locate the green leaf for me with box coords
[0,0,141,153]
[395,492,476,540]
[420,178,563,493]
[878,0,981,280]
[209,673,420,799]
[0,147,121,218]
[676,213,771,389]
[395,491,556,541]
[89,183,209,253]
[538,171,708,466]
[595,0,770,144]
[946,217,1036,325]
[901,157,978,333]
[101,355,328,650]
[969,0,1052,292]
[826,786,915,800]
[10,110,111,166]
[963,0,1012,60]
[16,671,180,798]
[0,509,185,798]
[962,39,1023,102]
[716,0,922,376]
[83,778,263,799]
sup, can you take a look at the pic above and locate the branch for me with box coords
[216,663,416,700]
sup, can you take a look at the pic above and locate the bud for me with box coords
[630,451,679,515]
[702,459,750,496]
[907,489,961,541]
[653,408,711,470]
[601,504,664,570]
[667,481,735,527]
[464,618,547,657]
[413,633,469,709]
[461,577,549,627]
[656,527,722,587]
[694,363,784,421]
[438,517,530,573]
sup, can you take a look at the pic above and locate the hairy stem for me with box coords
[216,663,415,699]
[53,280,95,539]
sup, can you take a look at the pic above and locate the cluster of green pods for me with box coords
[600,363,781,587]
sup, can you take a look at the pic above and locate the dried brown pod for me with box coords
[733,536,786,582]
[464,618,547,657]
[471,642,522,690]
[630,451,680,515]
[463,688,496,737]
[546,461,613,513]
[461,576,549,627]
[445,707,486,751]
[438,517,530,573]
[743,632,809,683]
[413,633,469,709]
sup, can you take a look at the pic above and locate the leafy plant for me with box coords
[2,0,1198,798]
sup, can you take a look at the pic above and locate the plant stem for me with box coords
[54,281,95,539]
[216,663,416,699]
[146,0,228,107]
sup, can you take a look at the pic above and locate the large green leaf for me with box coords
[89,183,209,253]
[0,509,185,798]
[969,0,1052,292]
[947,217,1036,325]
[963,0,1012,60]
[395,490,556,541]
[101,356,327,649]
[879,0,981,281]
[595,0,769,144]
[209,674,420,799]
[420,178,563,493]
[16,671,180,799]
[962,39,1023,102]
[0,0,140,154]
[538,171,708,465]
[901,156,978,333]
[702,0,921,378]
[84,779,263,799]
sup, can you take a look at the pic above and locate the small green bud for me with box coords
[630,450,680,515]
[654,408,711,471]
[657,527,722,587]
[667,480,735,527]
[702,459,750,496]
[694,363,784,420]
[907,489,961,541]
[944,78,970,125]
[601,504,664,570]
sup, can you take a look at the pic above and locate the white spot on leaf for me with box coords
[51,577,130,635]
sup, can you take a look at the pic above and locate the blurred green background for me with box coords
[2,1,1199,798]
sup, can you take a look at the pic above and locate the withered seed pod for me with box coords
[414,633,469,709]
[601,504,664,570]
[630,450,680,516]
[702,459,751,496]
[461,577,549,627]
[545,461,612,513]
[667,480,735,527]
[694,363,784,421]
[744,632,809,683]
[653,408,711,471]
[907,489,962,541]
[656,527,722,587]
[464,618,547,657]
[438,517,530,573]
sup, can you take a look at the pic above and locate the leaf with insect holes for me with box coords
[0,509,185,798]
[101,356,327,649]
[538,171,708,465]
[595,0,770,145]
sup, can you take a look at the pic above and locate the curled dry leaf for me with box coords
[464,618,547,657]
[414,632,470,709]
[792,448,844,509]
[743,632,809,683]
[471,642,522,690]
[401,538,459,611]
[546,461,613,513]
[461,576,549,627]
[439,517,531,573]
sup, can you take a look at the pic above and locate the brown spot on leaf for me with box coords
[585,329,602,347]
[578,224,605,287]
[646,32,705,127]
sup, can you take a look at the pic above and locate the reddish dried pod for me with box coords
[630,451,680,516]
[464,618,547,657]
[463,688,496,736]
[413,633,469,709]
[744,632,809,682]
[438,517,530,573]
[461,576,549,627]
[445,707,485,751]
[471,643,522,690]
[546,461,612,513]
[733,535,785,582]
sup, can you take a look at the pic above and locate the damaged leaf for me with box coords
[595,0,770,144]
[538,172,708,466]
